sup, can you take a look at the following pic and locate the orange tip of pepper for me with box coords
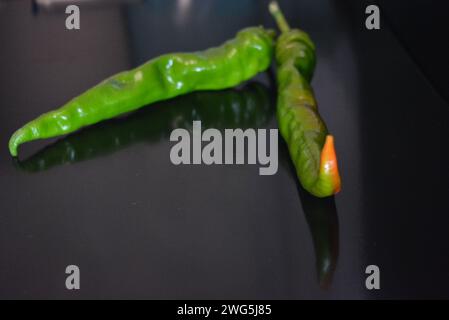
[320,135,341,194]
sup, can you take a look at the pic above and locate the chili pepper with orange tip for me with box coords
[269,1,341,197]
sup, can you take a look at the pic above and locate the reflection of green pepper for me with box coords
[16,82,272,172]
[9,27,275,157]
[299,187,339,289]
[279,141,339,289]
[269,2,341,197]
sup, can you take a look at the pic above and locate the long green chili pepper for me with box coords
[9,27,275,157]
[269,2,341,197]
[16,82,272,172]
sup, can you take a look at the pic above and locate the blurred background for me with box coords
[0,0,448,299]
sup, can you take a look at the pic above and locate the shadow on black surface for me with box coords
[15,81,273,172]
[279,141,339,289]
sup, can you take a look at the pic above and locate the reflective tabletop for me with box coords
[0,0,448,299]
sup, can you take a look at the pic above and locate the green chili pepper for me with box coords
[16,82,272,172]
[9,27,275,157]
[269,2,341,197]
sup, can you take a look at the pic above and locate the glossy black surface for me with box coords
[0,0,448,299]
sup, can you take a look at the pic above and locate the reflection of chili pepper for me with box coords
[279,143,339,289]
[16,82,272,172]
[9,27,275,157]
[300,188,339,289]
[269,2,341,197]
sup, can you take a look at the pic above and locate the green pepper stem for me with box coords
[269,1,290,33]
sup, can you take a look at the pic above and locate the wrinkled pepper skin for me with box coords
[16,82,272,172]
[270,2,341,197]
[9,27,275,157]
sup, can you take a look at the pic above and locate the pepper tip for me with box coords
[8,129,23,157]
[320,135,341,194]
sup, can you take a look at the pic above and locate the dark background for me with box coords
[0,0,448,299]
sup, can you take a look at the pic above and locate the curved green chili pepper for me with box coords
[9,27,275,157]
[16,82,272,172]
[269,2,341,197]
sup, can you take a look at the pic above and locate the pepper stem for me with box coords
[269,1,290,33]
